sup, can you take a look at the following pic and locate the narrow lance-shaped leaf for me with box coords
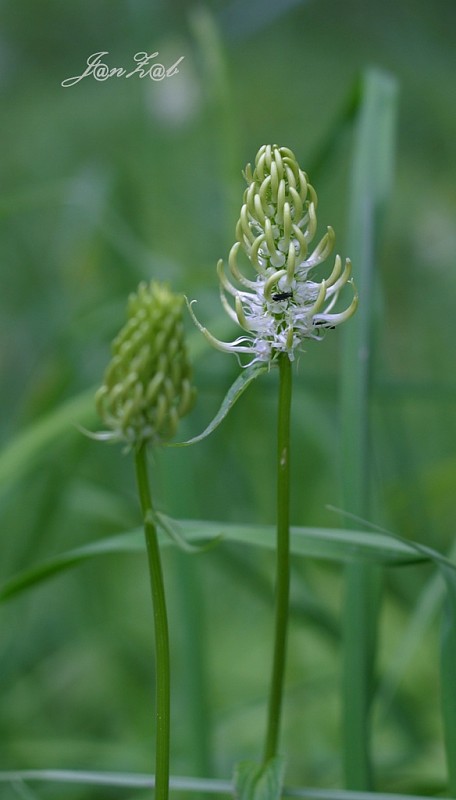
[0,518,433,605]
[168,364,269,446]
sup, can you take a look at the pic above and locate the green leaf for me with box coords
[153,511,223,554]
[340,67,399,790]
[0,531,144,603]
[233,758,285,800]
[0,518,434,605]
[206,522,426,566]
[169,364,269,446]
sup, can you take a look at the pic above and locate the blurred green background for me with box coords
[1,0,456,797]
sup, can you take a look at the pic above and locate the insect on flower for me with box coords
[188,144,358,366]
[272,291,294,301]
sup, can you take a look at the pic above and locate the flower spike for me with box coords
[95,281,196,447]
[189,144,358,365]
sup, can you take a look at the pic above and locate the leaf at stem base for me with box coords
[233,757,285,800]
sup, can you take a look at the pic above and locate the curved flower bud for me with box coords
[95,281,196,447]
[190,144,358,365]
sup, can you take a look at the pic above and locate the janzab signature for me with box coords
[61,51,184,87]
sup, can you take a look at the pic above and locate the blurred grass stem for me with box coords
[135,443,170,800]
[341,68,398,789]
[263,354,292,762]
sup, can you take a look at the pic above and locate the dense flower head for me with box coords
[96,281,195,446]
[188,144,358,365]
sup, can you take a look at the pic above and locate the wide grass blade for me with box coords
[0,519,435,605]
[340,67,399,789]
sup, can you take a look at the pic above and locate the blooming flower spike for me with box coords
[96,281,196,447]
[188,144,358,365]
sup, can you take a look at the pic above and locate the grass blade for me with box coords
[340,67,399,789]
[0,520,432,605]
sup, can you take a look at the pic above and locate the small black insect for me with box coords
[313,319,335,330]
[272,290,293,301]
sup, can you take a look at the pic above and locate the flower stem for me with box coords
[263,353,292,763]
[134,443,170,800]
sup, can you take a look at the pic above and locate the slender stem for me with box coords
[134,443,170,800]
[263,353,293,762]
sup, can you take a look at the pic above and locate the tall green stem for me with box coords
[263,353,292,763]
[340,69,398,789]
[134,443,170,800]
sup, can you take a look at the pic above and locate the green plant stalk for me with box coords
[340,68,398,789]
[134,443,170,800]
[263,353,292,762]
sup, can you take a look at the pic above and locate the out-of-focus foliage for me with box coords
[1,0,456,797]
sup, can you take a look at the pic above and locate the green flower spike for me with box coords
[95,281,195,447]
[188,144,358,365]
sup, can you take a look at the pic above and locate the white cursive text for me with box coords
[61,51,185,87]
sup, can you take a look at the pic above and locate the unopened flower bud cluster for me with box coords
[96,281,195,446]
